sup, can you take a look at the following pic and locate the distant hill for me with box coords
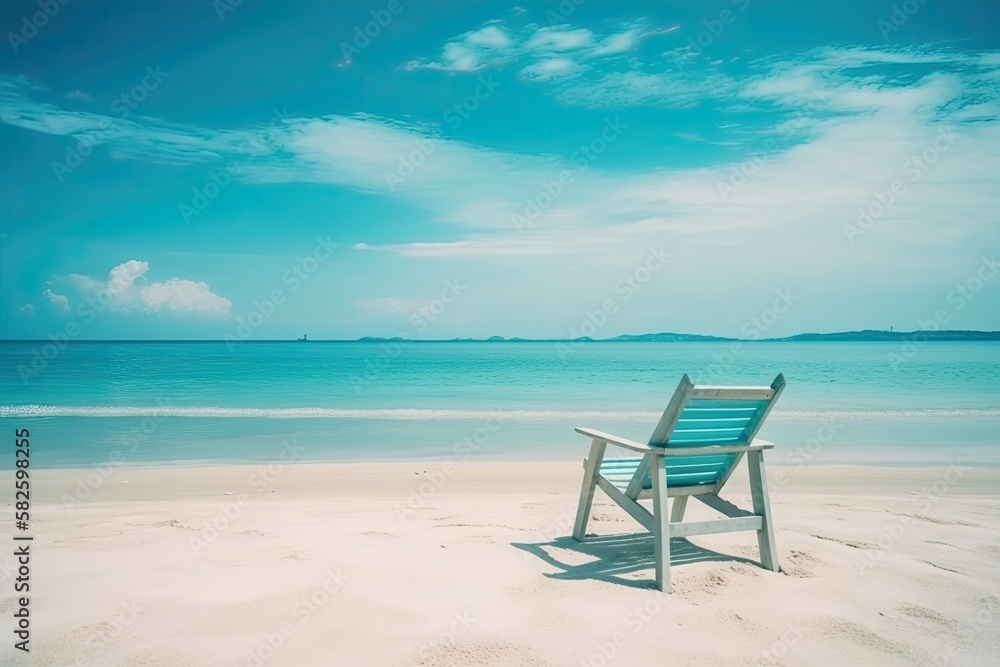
[16,330,998,344]
[608,332,734,342]
[349,329,1000,343]
[771,330,1000,342]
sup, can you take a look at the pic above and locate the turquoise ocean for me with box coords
[1,341,998,468]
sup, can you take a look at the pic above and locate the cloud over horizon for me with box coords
[63,260,231,316]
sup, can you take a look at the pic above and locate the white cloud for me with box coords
[437,43,481,72]
[465,25,513,49]
[352,46,1000,272]
[62,260,231,316]
[524,27,594,52]
[405,21,643,74]
[0,78,265,165]
[403,24,515,72]
[5,46,1000,278]
[591,29,642,56]
[64,89,91,101]
[43,288,70,312]
[18,303,34,316]
[520,58,580,81]
[107,259,149,299]
[140,278,232,314]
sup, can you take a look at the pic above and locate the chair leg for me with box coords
[748,449,779,572]
[572,439,607,541]
[651,453,672,592]
[670,496,688,523]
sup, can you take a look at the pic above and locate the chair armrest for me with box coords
[575,427,653,454]
[660,439,775,456]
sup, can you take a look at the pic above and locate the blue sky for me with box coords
[1,0,998,340]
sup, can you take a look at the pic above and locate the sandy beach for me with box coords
[5,461,998,666]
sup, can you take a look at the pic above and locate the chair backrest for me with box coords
[648,373,785,448]
[643,373,785,488]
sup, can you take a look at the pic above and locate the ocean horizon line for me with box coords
[3,328,1000,344]
[4,405,999,420]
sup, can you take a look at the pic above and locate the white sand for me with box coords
[5,461,999,666]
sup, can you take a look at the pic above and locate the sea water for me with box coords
[1,341,997,467]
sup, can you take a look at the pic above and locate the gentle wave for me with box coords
[1,405,998,421]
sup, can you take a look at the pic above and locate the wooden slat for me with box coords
[575,427,652,453]
[601,457,728,490]
[625,454,651,500]
[605,457,734,492]
[647,375,695,447]
[573,439,607,541]
[678,408,758,421]
[672,417,753,429]
[670,496,688,522]
[661,442,773,456]
[669,427,746,444]
[667,434,743,445]
[689,387,776,400]
[695,493,755,518]
[651,453,672,592]
[669,516,763,538]
[748,450,779,572]
[637,484,718,500]
[740,373,786,443]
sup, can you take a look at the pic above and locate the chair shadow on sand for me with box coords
[512,533,758,590]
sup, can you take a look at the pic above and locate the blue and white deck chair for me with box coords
[572,374,786,591]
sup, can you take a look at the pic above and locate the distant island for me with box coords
[10,330,999,344]
[352,329,1000,343]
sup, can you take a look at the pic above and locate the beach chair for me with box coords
[572,373,785,591]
